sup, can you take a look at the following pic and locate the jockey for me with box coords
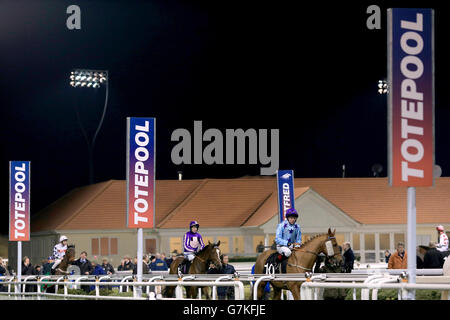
[275,208,302,263]
[51,235,69,270]
[179,221,205,272]
[436,225,449,252]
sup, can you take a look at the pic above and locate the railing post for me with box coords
[95,276,100,298]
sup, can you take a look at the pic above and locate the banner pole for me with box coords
[17,241,22,281]
[137,228,143,297]
[406,186,416,300]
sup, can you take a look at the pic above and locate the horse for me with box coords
[164,241,222,299]
[54,245,76,275]
[254,228,343,300]
[44,245,76,293]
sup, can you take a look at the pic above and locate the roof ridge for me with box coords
[240,192,274,227]
[57,180,115,230]
[156,179,209,228]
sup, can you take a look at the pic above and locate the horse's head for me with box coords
[65,245,76,262]
[205,241,222,269]
[319,228,343,268]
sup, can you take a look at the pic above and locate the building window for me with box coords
[91,237,118,256]
[394,233,405,246]
[253,236,265,253]
[217,236,230,254]
[233,236,244,254]
[169,237,182,254]
[379,233,390,250]
[352,234,360,251]
[91,238,99,255]
[364,234,375,250]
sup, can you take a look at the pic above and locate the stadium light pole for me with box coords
[70,69,109,184]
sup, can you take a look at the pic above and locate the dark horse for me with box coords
[44,245,76,293]
[254,228,343,300]
[164,241,222,299]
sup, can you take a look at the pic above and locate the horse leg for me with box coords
[202,287,211,300]
[256,281,267,300]
[286,282,301,300]
[272,285,282,300]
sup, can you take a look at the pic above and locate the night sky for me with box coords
[1,0,450,235]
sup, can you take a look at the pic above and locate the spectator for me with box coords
[256,241,265,254]
[423,241,444,269]
[73,251,94,275]
[90,260,107,291]
[270,241,277,250]
[251,264,270,300]
[217,255,236,300]
[384,250,391,263]
[165,253,176,268]
[417,246,428,269]
[0,257,7,276]
[42,257,54,275]
[314,253,326,273]
[388,242,407,269]
[133,255,150,275]
[118,255,134,271]
[73,251,93,293]
[342,242,355,273]
[150,253,168,271]
[101,258,115,275]
[35,265,42,275]
[22,256,37,292]
[0,257,8,292]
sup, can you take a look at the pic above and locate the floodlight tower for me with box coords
[70,69,109,184]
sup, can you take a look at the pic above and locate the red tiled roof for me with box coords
[31,177,450,232]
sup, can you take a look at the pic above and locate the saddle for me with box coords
[264,252,288,274]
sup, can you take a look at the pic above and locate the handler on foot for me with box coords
[275,208,302,263]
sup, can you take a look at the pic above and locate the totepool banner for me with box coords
[9,161,30,241]
[126,117,155,228]
[388,8,434,187]
[277,170,295,222]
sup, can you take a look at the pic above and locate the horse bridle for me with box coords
[288,236,340,271]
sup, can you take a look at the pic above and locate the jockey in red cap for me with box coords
[436,225,449,252]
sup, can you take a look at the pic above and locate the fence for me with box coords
[1,268,447,300]
[0,275,245,300]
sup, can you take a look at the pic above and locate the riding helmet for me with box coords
[189,221,200,229]
[285,208,299,218]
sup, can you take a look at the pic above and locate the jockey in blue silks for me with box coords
[179,221,205,273]
[275,208,302,263]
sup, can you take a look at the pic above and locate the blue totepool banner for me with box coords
[388,8,434,187]
[276,170,295,223]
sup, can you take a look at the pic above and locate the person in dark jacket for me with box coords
[132,255,150,275]
[119,255,134,271]
[423,242,444,269]
[384,250,391,264]
[342,242,355,273]
[217,255,236,300]
[22,256,38,292]
[101,258,115,275]
[73,251,94,275]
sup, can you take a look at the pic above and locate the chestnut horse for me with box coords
[164,241,222,299]
[254,228,343,300]
[54,245,76,275]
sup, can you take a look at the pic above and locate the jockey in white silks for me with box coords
[51,235,68,270]
[436,225,449,252]
[275,208,302,263]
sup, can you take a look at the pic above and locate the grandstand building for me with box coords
[8,177,450,269]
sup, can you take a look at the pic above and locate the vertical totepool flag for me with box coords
[277,170,295,222]
[388,8,434,187]
[126,117,155,228]
[9,161,30,241]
